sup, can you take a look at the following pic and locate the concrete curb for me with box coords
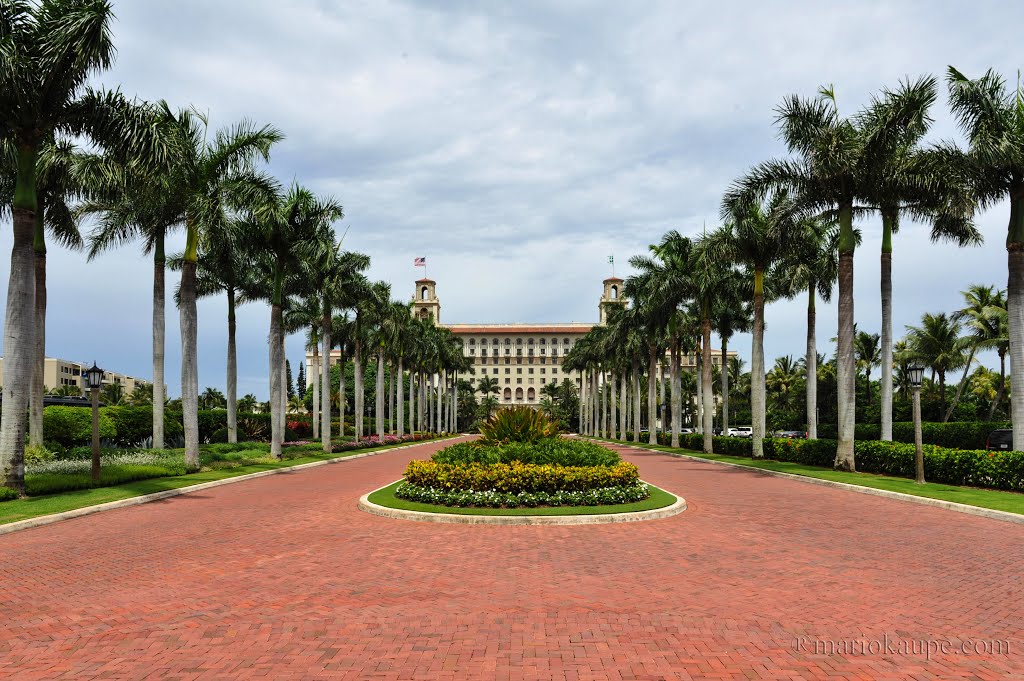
[0,436,462,537]
[604,440,1024,526]
[358,481,686,525]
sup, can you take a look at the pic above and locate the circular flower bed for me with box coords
[395,409,649,509]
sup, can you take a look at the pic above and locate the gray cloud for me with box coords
[1,0,1019,398]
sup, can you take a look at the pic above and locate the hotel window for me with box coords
[493,369,499,375]
[505,368,511,374]
[527,338,534,345]
[528,368,534,374]
[505,338,511,346]
[517,368,522,374]
[493,338,499,346]
[505,378,510,384]
[540,357,546,365]
[540,368,546,374]
[516,338,522,346]
[517,358,522,364]
[552,367,558,374]
[529,378,534,384]
[469,338,475,345]
[505,358,510,365]
[517,378,522,384]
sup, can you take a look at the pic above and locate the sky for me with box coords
[1,0,1021,399]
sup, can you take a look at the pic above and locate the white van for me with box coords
[727,426,753,438]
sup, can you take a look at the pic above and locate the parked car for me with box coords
[986,428,1013,451]
[774,430,807,439]
[727,426,753,438]
[680,428,694,434]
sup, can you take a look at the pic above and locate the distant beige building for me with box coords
[0,356,152,394]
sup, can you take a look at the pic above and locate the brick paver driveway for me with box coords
[1,438,1022,680]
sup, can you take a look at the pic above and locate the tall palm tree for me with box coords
[248,184,341,458]
[711,283,751,436]
[773,214,842,439]
[715,193,794,457]
[727,83,931,470]
[944,67,1024,443]
[859,76,979,440]
[238,393,258,414]
[0,1,169,491]
[854,331,881,406]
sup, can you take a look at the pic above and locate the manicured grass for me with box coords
[600,439,1024,516]
[366,480,678,516]
[0,438,450,526]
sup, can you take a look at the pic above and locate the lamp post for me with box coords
[85,362,105,483]
[909,363,925,484]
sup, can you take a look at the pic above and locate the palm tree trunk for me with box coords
[671,343,681,448]
[701,317,714,454]
[591,371,599,437]
[752,268,766,458]
[835,207,857,471]
[180,252,200,468]
[398,358,405,437]
[619,371,627,441]
[989,350,1006,421]
[376,349,385,438]
[695,348,703,432]
[320,311,331,450]
[880,215,895,441]
[720,337,729,436]
[632,357,642,443]
[610,373,618,440]
[944,347,976,422]
[152,232,166,449]
[338,350,346,438]
[648,346,658,446]
[390,364,397,434]
[1,155,37,493]
[434,372,441,433]
[659,359,666,441]
[279,334,287,443]
[226,286,237,444]
[806,283,818,440]
[311,343,320,441]
[269,302,283,459]
[354,346,363,440]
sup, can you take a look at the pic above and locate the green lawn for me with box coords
[0,438,446,526]
[366,480,679,516]
[600,439,1024,516]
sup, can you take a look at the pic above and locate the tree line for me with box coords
[567,69,1024,472]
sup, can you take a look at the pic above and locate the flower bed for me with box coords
[394,481,651,507]
[403,459,640,493]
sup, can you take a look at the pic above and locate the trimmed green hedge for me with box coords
[395,481,650,507]
[647,433,1024,492]
[432,439,620,467]
[816,421,1009,450]
[404,459,640,493]
[42,406,116,449]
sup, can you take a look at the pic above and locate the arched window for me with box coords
[420,286,429,301]
[505,338,511,346]
[527,387,535,402]
[516,338,522,346]
[419,308,429,319]
[539,338,546,345]
[611,285,618,299]
[515,387,524,401]
[503,388,512,401]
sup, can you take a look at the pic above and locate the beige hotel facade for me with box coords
[308,276,737,408]
[0,356,152,394]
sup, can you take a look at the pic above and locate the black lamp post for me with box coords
[85,362,104,482]
[909,364,925,484]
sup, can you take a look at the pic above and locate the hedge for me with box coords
[432,439,620,467]
[42,406,116,449]
[816,421,1009,450]
[647,433,1024,492]
[395,481,650,507]
[403,460,640,493]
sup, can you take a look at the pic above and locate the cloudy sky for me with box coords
[2,0,1021,399]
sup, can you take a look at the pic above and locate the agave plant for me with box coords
[478,407,558,445]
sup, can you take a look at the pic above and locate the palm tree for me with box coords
[101,382,125,407]
[727,83,933,471]
[238,394,259,414]
[858,76,979,440]
[248,184,341,458]
[904,313,968,407]
[0,1,169,491]
[944,67,1024,441]
[774,214,841,438]
[199,387,226,410]
[715,193,795,457]
[945,285,1005,421]
[128,383,153,406]
[766,356,800,413]
[854,331,881,406]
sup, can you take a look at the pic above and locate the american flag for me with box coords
[414,257,426,267]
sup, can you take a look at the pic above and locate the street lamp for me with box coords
[85,362,104,483]
[909,364,925,484]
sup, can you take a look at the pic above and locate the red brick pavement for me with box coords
[1,438,1022,680]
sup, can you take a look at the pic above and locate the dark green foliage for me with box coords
[103,406,183,447]
[433,439,620,467]
[43,406,116,449]
[395,481,650,508]
[0,486,19,501]
[286,359,295,399]
[479,407,558,444]
[816,421,1009,450]
[295,360,305,398]
[25,463,189,496]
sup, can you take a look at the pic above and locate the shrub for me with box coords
[816,421,1009,450]
[479,407,558,444]
[42,406,116,448]
[404,459,640,494]
[24,444,55,464]
[0,486,18,501]
[432,439,620,467]
[395,481,650,508]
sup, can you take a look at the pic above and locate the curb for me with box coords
[0,436,463,537]
[603,440,1024,526]
[357,481,686,525]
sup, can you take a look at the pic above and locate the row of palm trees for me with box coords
[0,1,472,493]
[569,68,1024,471]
